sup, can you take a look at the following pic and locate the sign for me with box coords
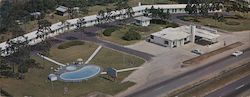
[107,67,117,78]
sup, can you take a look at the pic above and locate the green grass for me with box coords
[100,24,165,45]
[179,13,250,32]
[0,41,145,97]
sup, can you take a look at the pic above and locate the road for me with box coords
[125,48,250,97]
[205,70,250,97]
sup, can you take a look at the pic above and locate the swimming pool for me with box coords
[60,65,101,82]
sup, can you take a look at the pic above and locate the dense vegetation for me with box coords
[103,27,117,36]
[0,0,121,36]
[123,30,141,41]
[57,40,85,49]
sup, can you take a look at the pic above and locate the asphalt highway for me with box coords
[125,48,250,97]
[205,68,250,97]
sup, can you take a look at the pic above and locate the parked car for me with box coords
[232,51,243,57]
[191,49,204,55]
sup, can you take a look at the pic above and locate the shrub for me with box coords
[18,65,29,73]
[58,41,85,49]
[151,19,166,25]
[166,22,179,28]
[130,26,150,32]
[180,17,200,22]
[225,21,240,25]
[123,31,141,41]
[103,27,117,36]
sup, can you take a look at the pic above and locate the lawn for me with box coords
[100,24,166,45]
[179,13,250,32]
[0,41,145,97]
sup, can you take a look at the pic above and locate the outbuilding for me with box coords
[134,16,152,26]
[48,74,57,81]
[30,12,41,19]
[56,6,68,16]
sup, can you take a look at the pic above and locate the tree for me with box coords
[97,10,105,24]
[76,17,85,29]
[123,29,141,41]
[105,8,113,22]
[125,7,135,19]
[36,19,52,40]
[185,3,194,14]
[114,0,129,10]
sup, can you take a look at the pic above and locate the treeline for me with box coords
[0,0,120,36]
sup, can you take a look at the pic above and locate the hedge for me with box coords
[122,31,141,41]
[225,21,240,25]
[103,27,117,36]
[58,41,85,49]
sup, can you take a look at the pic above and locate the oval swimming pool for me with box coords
[60,65,101,82]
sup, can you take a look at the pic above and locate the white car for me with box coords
[191,49,204,55]
[232,51,243,57]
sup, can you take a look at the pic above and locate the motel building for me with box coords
[0,3,222,56]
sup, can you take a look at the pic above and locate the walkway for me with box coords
[37,53,66,67]
[100,67,143,75]
[85,45,102,64]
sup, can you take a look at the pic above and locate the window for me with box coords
[150,35,154,39]
[164,40,169,45]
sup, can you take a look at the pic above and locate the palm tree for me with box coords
[97,10,105,24]
[76,17,85,29]
[37,19,52,41]
[105,8,113,22]
[125,7,135,19]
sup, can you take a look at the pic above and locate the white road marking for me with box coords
[235,84,245,90]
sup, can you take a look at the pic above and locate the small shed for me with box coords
[30,12,41,19]
[73,7,80,13]
[48,74,57,81]
[134,16,152,26]
[56,6,68,16]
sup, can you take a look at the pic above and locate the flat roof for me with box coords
[151,26,190,41]
[134,16,152,21]
[56,6,68,12]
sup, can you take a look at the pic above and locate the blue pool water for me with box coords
[60,65,101,82]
